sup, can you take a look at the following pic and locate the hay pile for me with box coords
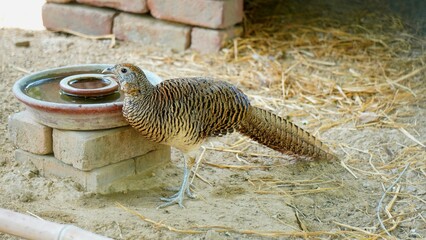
[95,1,426,238]
[230,2,425,238]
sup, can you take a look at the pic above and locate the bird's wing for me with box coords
[153,77,250,138]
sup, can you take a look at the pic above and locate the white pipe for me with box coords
[0,208,112,240]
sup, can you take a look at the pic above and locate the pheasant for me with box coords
[103,63,336,208]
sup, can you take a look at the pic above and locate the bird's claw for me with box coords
[158,197,184,209]
[186,188,196,199]
[163,184,196,198]
[157,187,196,209]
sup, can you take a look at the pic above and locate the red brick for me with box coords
[77,0,148,14]
[113,13,191,51]
[148,0,243,29]
[191,25,243,53]
[42,3,116,36]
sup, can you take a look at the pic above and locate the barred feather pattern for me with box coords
[123,77,250,153]
[237,106,336,160]
[115,63,335,160]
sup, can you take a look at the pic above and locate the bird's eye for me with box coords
[120,68,128,73]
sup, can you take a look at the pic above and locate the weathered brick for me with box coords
[42,3,116,36]
[15,149,136,193]
[53,126,162,170]
[148,0,243,29]
[77,0,148,14]
[135,145,171,175]
[113,13,191,51]
[15,149,86,186]
[92,148,171,193]
[191,25,243,53]
[8,111,53,155]
[85,159,136,192]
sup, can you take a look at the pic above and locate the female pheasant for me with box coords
[104,63,335,208]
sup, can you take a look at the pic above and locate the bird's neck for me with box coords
[138,80,155,95]
[124,82,155,102]
[122,78,154,98]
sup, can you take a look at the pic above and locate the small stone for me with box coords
[18,191,35,203]
[24,32,34,37]
[205,229,222,240]
[23,169,39,179]
[15,41,30,47]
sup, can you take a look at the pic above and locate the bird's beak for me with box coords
[102,66,118,83]
[102,66,114,74]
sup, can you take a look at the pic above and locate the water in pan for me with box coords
[24,76,124,104]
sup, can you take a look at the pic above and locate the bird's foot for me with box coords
[186,187,196,199]
[158,190,185,208]
[158,154,197,209]
[157,186,196,209]
[163,184,196,199]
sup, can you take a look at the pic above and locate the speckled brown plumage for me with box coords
[104,63,335,208]
[238,106,335,160]
[122,77,250,153]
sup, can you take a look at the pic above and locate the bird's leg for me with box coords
[185,154,197,199]
[158,154,195,208]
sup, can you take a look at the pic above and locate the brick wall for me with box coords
[43,0,244,53]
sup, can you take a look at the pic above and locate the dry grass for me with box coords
[248,177,343,197]
[109,1,425,239]
[1,1,424,239]
[117,202,354,238]
[195,2,424,239]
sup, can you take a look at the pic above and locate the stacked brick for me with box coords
[43,0,244,53]
[8,111,170,193]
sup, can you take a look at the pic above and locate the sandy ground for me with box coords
[0,1,425,239]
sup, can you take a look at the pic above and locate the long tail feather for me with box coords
[238,106,336,160]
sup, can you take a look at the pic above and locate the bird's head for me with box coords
[102,63,153,96]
